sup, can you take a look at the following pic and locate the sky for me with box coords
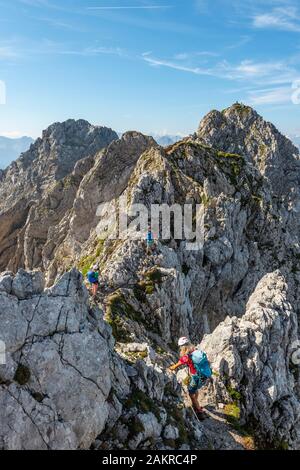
[0,0,300,139]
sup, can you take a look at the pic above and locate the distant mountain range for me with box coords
[117,132,182,147]
[150,134,183,146]
[0,136,34,169]
[1,130,299,171]
[288,134,300,150]
[0,133,183,171]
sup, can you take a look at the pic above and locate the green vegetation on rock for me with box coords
[124,389,161,421]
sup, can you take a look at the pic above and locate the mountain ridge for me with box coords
[1,103,300,450]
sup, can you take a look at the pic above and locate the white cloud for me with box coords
[247,86,293,105]
[142,52,298,86]
[59,46,125,57]
[253,7,300,32]
[0,38,126,60]
[224,59,297,83]
[142,51,300,107]
[142,53,212,75]
[86,5,171,11]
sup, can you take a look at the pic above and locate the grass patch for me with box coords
[78,254,95,278]
[215,151,245,186]
[201,193,211,207]
[164,403,189,446]
[223,103,252,116]
[144,268,164,285]
[63,174,78,190]
[224,403,241,426]
[223,402,257,449]
[227,386,242,402]
[273,439,289,451]
[124,389,161,421]
[106,292,136,343]
[77,239,105,278]
[127,416,145,438]
[135,268,166,300]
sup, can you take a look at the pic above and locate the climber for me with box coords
[168,337,212,421]
[87,263,100,297]
[146,224,155,255]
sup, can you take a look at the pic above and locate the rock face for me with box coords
[0,120,118,272]
[1,103,300,449]
[0,269,203,450]
[0,120,118,212]
[0,269,116,449]
[202,271,300,449]
[196,103,300,197]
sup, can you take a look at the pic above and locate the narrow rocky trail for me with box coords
[182,382,254,450]
[199,407,253,450]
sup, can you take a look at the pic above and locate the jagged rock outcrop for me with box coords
[201,271,300,449]
[0,119,118,212]
[0,269,123,449]
[0,120,118,272]
[0,269,207,450]
[196,103,300,197]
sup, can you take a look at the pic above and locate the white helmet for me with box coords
[178,337,189,347]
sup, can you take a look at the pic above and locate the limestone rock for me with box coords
[201,271,300,449]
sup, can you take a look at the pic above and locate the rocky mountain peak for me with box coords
[120,130,157,147]
[0,119,118,214]
[196,103,300,195]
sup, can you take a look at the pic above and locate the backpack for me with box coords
[87,271,98,283]
[190,350,212,379]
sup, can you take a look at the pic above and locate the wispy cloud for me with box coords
[142,52,212,75]
[225,59,297,83]
[253,6,300,32]
[0,37,127,61]
[86,5,171,11]
[142,52,298,85]
[59,45,126,57]
[142,50,300,105]
[226,35,252,50]
[247,86,293,105]
[173,51,219,60]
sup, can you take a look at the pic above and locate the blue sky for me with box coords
[0,0,300,138]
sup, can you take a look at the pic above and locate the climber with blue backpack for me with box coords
[169,337,212,420]
[146,224,154,254]
[87,263,100,297]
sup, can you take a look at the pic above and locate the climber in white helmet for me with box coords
[169,336,212,421]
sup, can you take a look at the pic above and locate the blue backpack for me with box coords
[190,350,212,378]
[87,271,98,284]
